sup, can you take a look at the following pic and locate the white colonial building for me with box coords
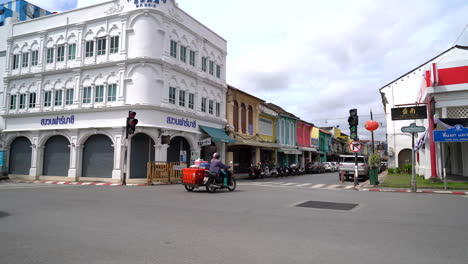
[380,45,468,179]
[0,0,230,183]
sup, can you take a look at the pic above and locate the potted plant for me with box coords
[368,154,380,185]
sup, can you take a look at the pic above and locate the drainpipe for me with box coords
[427,96,438,179]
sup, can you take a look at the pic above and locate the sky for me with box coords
[19,0,468,141]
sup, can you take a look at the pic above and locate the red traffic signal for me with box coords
[126,111,138,137]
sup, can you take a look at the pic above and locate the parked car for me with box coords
[306,162,326,173]
[323,162,337,172]
[337,155,369,181]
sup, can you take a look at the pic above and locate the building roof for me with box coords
[265,103,299,119]
[319,129,332,135]
[227,85,265,103]
[297,120,315,127]
[378,45,468,92]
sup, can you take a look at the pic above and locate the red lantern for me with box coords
[365,120,379,131]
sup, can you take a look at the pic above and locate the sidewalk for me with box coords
[359,171,468,195]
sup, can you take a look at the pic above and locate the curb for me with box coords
[7,180,149,187]
[359,188,468,196]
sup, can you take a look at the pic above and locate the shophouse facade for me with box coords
[265,103,300,167]
[226,85,269,173]
[257,103,279,166]
[318,129,332,162]
[296,120,315,168]
[0,0,230,183]
[380,45,468,179]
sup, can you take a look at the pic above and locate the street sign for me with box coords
[391,106,427,121]
[198,137,212,147]
[401,123,426,133]
[349,141,362,153]
[434,125,468,142]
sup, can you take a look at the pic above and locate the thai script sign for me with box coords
[166,116,197,128]
[131,0,167,8]
[434,125,468,142]
[41,115,75,126]
[198,138,212,147]
[391,106,427,120]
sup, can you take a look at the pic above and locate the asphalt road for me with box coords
[1,181,467,264]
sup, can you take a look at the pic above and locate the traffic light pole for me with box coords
[354,151,358,187]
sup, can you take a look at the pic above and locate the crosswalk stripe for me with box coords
[327,184,340,189]
[310,184,326,188]
[297,183,313,187]
[281,183,297,186]
[344,185,354,189]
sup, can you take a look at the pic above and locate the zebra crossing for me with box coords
[239,181,357,191]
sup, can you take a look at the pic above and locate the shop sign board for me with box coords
[391,106,427,120]
[434,125,468,142]
[198,138,212,147]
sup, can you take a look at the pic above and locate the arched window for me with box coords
[248,105,253,135]
[241,103,246,134]
[233,101,239,132]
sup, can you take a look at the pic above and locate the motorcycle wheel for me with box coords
[205,178,217,193]
[227,177,237,192]
[184,185,195,192]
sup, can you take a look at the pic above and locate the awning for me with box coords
[298,147,318,152]
[278,148,302,155]
[229,139,280,148]
[199,125,235,143]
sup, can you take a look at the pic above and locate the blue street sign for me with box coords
[0,151,4,167]
[434,125,468,142]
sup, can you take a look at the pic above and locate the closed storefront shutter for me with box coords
[43,136,70,176]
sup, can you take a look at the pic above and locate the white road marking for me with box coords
[344,185,355,189]
[281,183,298,186]
[326,184,340,189]
[310,184,326,189]
[297,183,313,187]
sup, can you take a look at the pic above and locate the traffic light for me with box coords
[126,111,138,138]
[348,109,358,140]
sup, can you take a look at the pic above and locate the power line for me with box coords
[309,113,386,123]
[452,23,468,47]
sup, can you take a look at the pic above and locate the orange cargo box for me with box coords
[182,168,206,185]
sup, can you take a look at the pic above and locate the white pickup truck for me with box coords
[337,155,369,181]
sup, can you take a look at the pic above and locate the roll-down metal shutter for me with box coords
[9,137,32,175]
[82,135,114,178]
[43,136,70,176]
[130,133,155,179]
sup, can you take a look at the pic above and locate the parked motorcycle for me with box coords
[204,170,236,193]
[262,165,278,178]
[289,164,300,176]
[249,163,263,179]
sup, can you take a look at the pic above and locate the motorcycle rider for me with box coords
[209,152,230,186]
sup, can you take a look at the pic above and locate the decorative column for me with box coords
[113,134,123,180]
[155,143,169,162]
[29,137,40,178]
[117,63,126,103]
[68,136,78,180]
[120,16,128,55]
[75,145,83,178]
[73,70,81,105]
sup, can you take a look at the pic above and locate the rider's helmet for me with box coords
[213,152,220,159]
